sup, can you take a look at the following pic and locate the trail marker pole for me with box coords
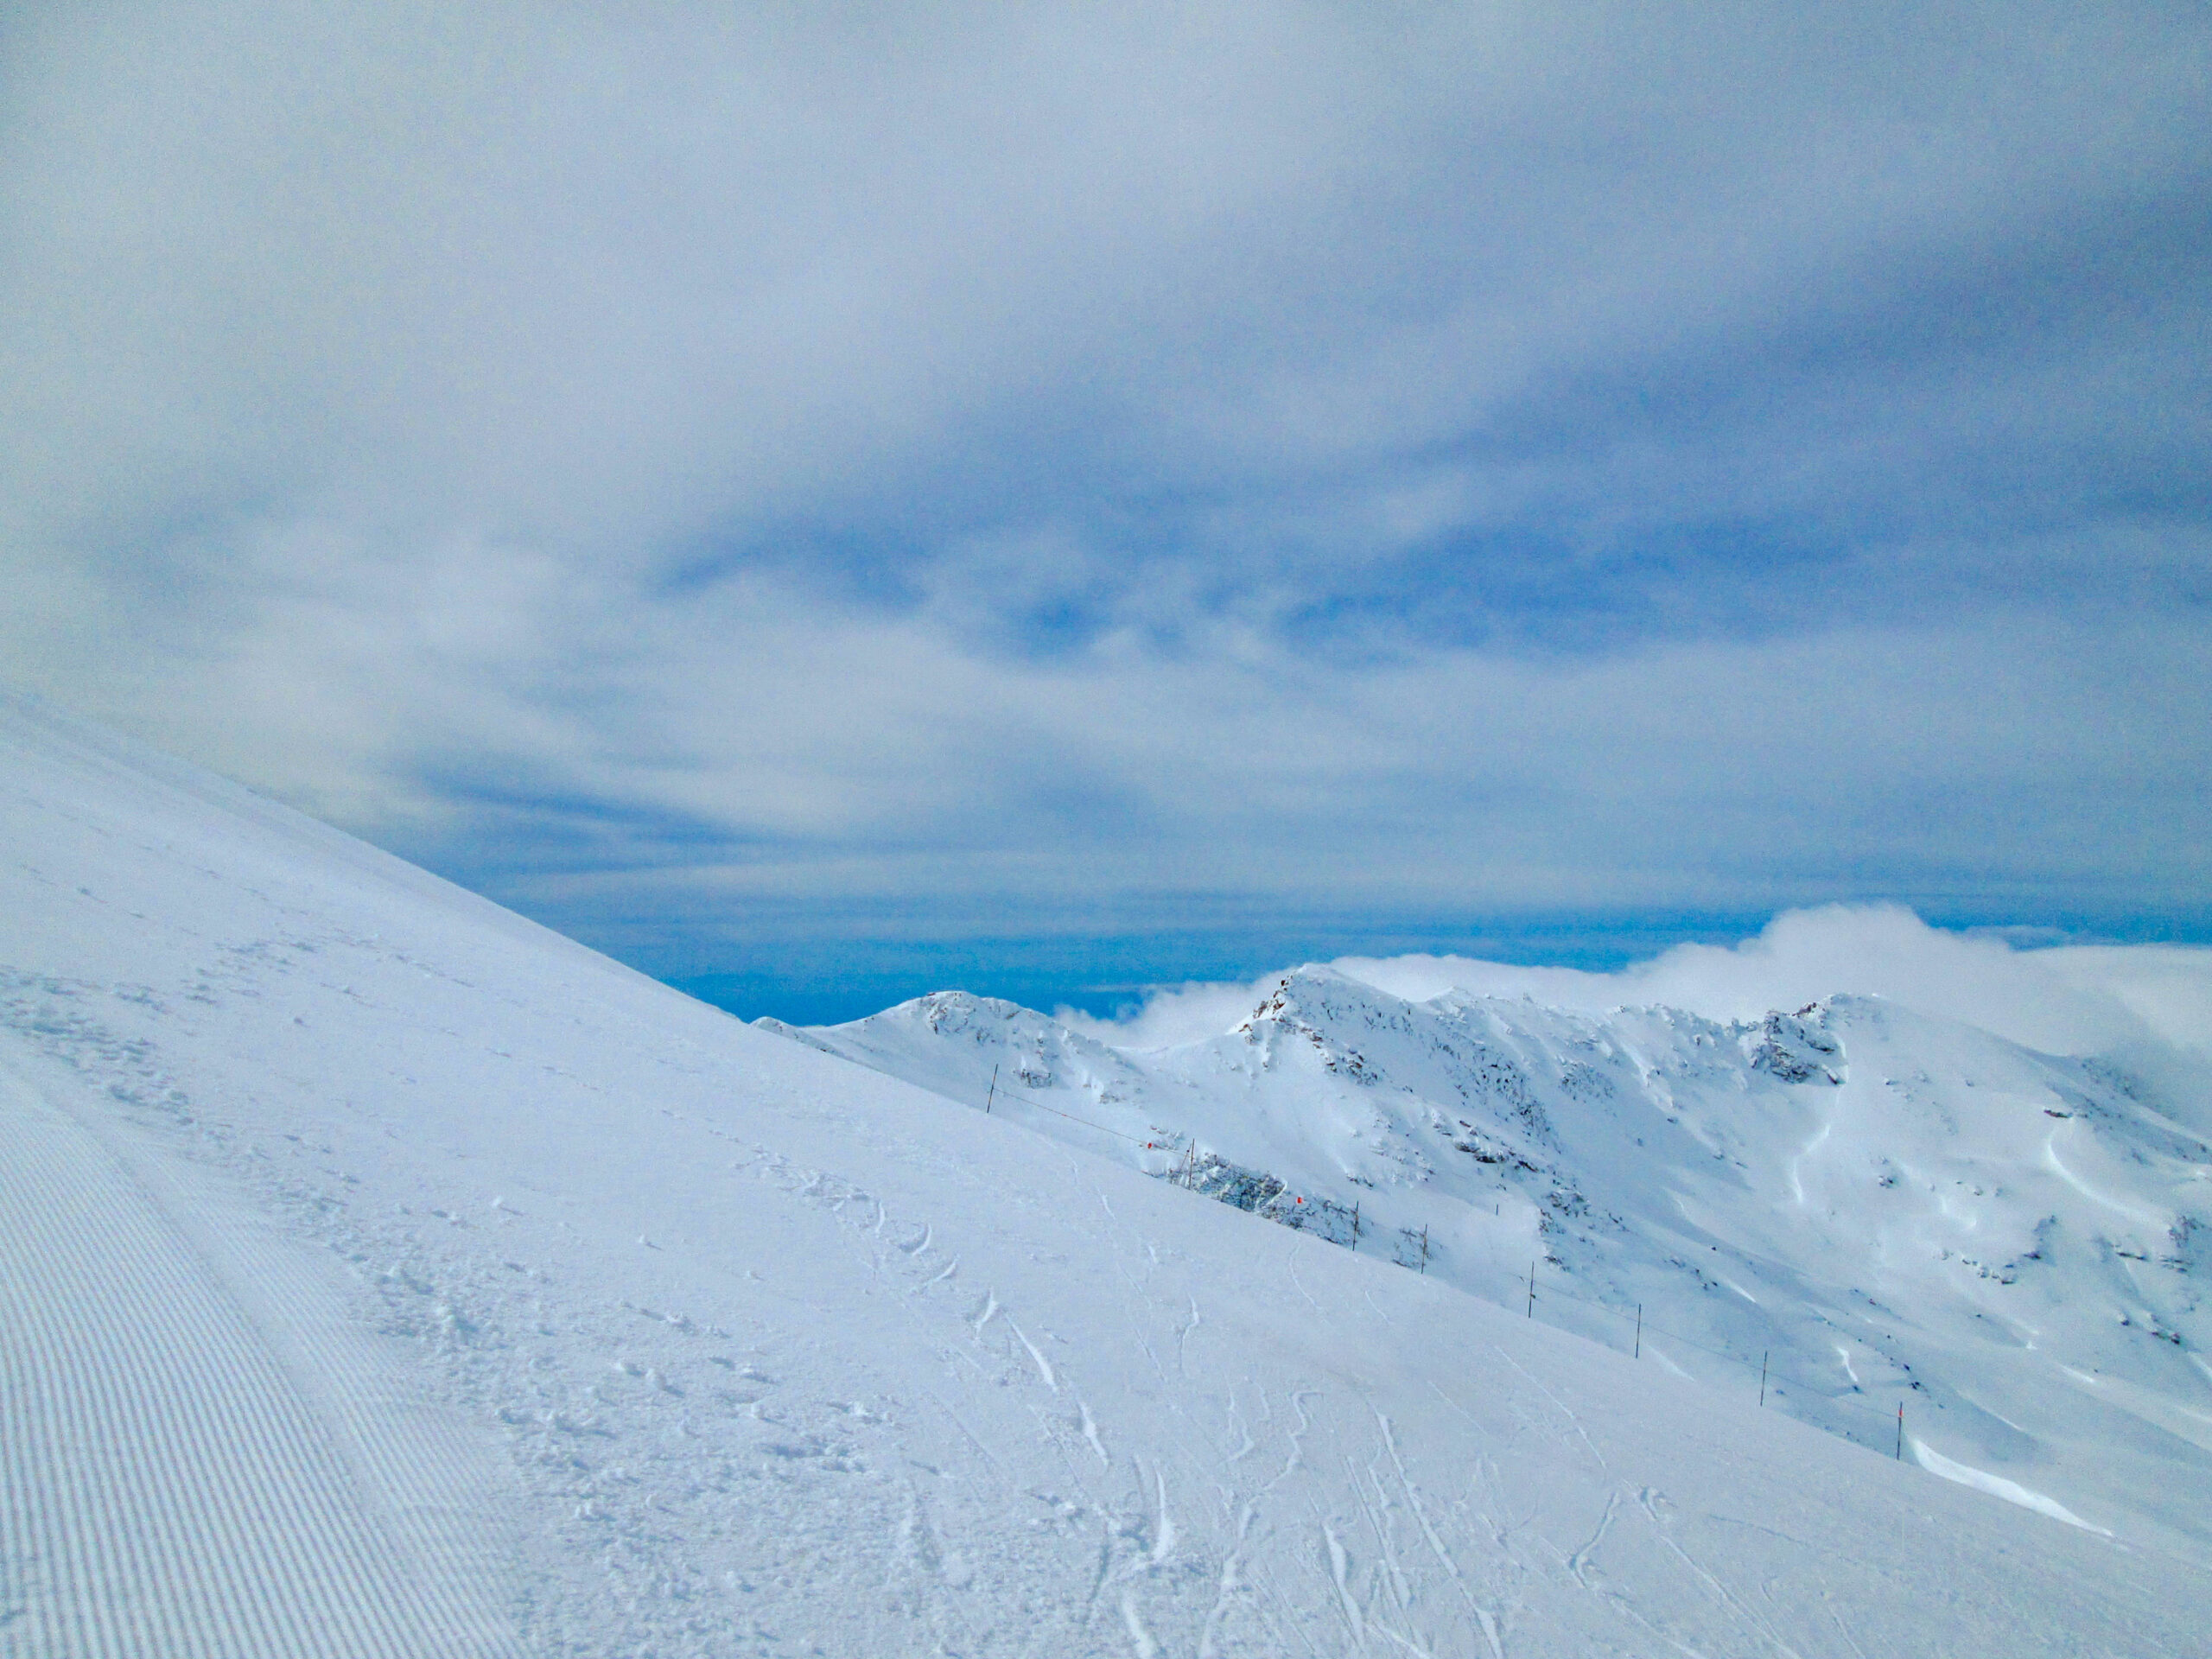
[1419,1226,1429,1273]
[1526,1262,1535,1318]
[1758,1351,1769,1408]
[985,1065,997,1116]
[1895,1402,1904,1460]
[1633,1303,1642,1359]
[1351,1202,1360,1247]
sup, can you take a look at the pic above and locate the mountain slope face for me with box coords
[788,967,2212,1560]
[4,697,2209,1658]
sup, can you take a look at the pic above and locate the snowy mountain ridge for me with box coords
[783,963,2212,1558]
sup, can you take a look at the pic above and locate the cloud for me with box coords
[3,3,2208,990]
[1333,906,2204,1053]
[1066,907,2212,1089]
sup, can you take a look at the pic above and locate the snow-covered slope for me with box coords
[787,966,2212,1563]
[5,696,2209,1656]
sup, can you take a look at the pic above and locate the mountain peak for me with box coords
[1743,1002,1847,1084]
[801,966,2212,1560]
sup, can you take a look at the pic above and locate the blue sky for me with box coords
[4,3,2209,1023]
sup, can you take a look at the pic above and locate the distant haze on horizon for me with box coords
[5,3,2208,1017]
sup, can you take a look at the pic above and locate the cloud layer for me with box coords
[1064,908,2212,1130]
[5,3,2208,1005]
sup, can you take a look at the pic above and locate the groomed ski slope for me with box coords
[2,695,2207,1657]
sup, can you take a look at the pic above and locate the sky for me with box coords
[4,3,2209,1023]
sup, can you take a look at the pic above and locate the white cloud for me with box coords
[19,531,2206,947]
[1334,907,2203,1054]
[3,3,2206,978]
[1066,908,2212,1088]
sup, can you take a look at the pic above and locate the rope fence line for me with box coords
[985,1083,1162,1147]
[977,1086,1918,1452]
[1474,1254,1920,1442]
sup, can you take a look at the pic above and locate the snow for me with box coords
[791,961,2212,1563]
[4,692,2210,1656]
[1908,1441,2107,1535]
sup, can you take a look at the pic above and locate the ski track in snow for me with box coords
[732,1123,1664,1658]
